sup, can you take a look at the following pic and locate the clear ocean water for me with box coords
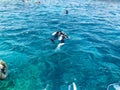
[0,0,120,90]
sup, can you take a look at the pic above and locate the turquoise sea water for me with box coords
[0,0,120,90]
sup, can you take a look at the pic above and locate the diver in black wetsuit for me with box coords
[51,31,69,44]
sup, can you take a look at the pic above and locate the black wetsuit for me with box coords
[54,33,59,39]
[60,36,65,43]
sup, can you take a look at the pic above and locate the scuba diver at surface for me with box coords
[51,31,69,44]
[51,31,70,50]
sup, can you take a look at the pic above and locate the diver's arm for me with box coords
[65,35,70,39]
[61,32,69,39]
[52,32,56,35]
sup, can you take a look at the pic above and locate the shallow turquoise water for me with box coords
[0,0,120,90]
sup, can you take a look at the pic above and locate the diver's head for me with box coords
[66,10,68,14]
[56,30,62,35]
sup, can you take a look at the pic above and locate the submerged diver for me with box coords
[51,31,69,46]
[51,31,69,44]
[51,31,70,50]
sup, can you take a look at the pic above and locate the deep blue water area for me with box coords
[0,0,120,90]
